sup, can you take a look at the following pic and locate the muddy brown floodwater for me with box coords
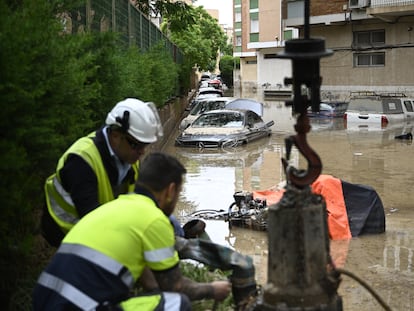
[163,92,414,311]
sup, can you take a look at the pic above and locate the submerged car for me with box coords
[179,97,235,131]
[197,87,224,97]
[186,88,224,112]
[175,109,275,148]
[307,102,349,118]
[344,93,414,128]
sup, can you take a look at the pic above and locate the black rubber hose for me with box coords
[336,267,392,311]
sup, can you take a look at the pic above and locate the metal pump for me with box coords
[250,0,343,310]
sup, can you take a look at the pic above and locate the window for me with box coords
[250,18,259,33]
[235,12,241,22]
[264,54,278,59]
[354,30,385,47]
[250,0,258,9]
[236,35,242,46]
[287,0,304,19]
[250,33,259,42]
[382,99,403,113]
[404,100,414,112]
[354,53,385,67]
[247,111,262,127]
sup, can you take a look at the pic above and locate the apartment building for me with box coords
[234,0,414,99]
[233,0,296,93]
[284,0,414,99]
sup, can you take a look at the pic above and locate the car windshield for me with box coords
[192,112,244,128]
[347,98,383,113]
[348,98,403,114]
[190,101,227,116]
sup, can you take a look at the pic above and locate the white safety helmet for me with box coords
[105,98,163,143]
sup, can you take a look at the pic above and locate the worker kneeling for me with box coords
[32,152,231,310]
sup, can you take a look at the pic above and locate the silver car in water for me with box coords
[175,109,274,148]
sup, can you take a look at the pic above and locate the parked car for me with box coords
[309,117,345,132]
[186,89,224,112]
[307,101,349,118]
[175,109,275,148]
[344,93,414,129]
[197,87,224,97]
[207,78,223,90]
[179,97,235,130]
[200,73,211,82]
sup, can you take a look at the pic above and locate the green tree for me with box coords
[132,0,195,32]
[116,43,179,108]
[162,6,227,73]
[219,55,237,88]
[0,0,102,305]
[221,42,234,56]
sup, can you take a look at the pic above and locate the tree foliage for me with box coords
[162,6,228,72]
[132,0,195,32]
[116,43,179,108]
[219,55,238,88]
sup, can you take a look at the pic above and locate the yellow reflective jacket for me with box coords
[37,193,179,310]
[44,132,138,233]
[63,193,179,280]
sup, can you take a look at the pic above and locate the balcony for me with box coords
[367,0,414,22]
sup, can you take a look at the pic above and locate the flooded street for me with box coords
[162,91,414,311]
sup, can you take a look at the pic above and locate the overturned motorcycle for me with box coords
[185,174,386,241]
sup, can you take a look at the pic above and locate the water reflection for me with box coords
[164,90,414,311]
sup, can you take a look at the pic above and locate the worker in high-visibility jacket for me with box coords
[33,152,232,310]
[41,98,166,247]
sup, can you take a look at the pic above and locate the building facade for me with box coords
[233,0,293,93]
[234,0,414,100]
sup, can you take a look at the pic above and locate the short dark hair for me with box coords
[137,152,186,192]
[108,124,124,133]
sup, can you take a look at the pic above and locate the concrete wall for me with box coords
[240,57,258,91]
[259,0,282,42]
[313,17,414,100]
[149,90,196,152]
[257,47,291,88]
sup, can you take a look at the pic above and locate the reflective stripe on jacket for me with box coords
[44,132,138,233]
[37,267,182,311]
[62,193,179,279]
[35,193,179,309]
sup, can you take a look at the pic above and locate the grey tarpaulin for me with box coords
[175,236,257,308]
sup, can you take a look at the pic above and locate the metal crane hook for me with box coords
[282,113,322,188]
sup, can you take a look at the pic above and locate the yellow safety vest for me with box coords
[44,132,138,233]
[63,193,179,279]
[37,194,180,310]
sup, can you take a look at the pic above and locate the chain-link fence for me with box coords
[60,0,182,63]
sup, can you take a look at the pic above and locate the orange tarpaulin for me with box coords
[253,174,352,241]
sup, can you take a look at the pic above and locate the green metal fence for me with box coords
[63,0,182,63]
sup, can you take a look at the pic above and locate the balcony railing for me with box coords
[370,0,414,8]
